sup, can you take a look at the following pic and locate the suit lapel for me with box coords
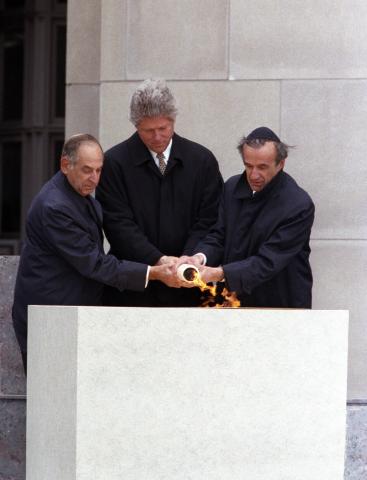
[86,195,103,227]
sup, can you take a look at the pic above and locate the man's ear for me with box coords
[60,156,70,174]
[278,159,285,170]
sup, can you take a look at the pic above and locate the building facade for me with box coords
[0,0,66,254]
[1,1,367,478]
[66,0,367,402]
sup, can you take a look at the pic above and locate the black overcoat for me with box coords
[12,171,147,352]
[196,170,315,308]
[96,132,223,306]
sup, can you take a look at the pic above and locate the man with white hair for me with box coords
[96,79,223,307]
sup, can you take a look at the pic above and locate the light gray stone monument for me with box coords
[27,306,348,480]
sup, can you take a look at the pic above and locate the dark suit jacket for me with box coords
[196,170,315,308]
[12,171,147,352]
[96,132,223,306]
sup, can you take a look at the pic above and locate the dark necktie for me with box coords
[157,153,166,175]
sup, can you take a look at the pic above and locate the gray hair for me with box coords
[237,137,292,165]
[129,79,178,126]
[61,133,103,165]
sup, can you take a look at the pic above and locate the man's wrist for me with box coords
[215,266,225,282]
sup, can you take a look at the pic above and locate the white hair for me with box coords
[129,79,178,126]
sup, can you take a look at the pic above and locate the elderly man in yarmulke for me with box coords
[179,127,315,308]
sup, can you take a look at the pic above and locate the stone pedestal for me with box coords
[27,307,348,480]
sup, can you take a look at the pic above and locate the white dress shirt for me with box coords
[149,139,173,169]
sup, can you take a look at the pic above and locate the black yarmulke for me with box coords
[247,127,280,143]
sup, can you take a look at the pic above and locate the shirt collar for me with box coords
[234,170,285,200]
[149,138,173,164]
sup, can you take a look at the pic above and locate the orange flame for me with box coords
[190,270,241,308]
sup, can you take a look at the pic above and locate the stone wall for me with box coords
[66,0,367,401]
[0,256,26,479]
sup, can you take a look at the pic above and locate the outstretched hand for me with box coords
[174,254,204,273]
[150,254,215,288]
[198,265,224,284]
[149,264,185,288]
[155,255,179,267]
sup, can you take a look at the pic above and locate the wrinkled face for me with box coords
[61,143,103,196]
[136,116,174,154]
[242,142,285,192]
